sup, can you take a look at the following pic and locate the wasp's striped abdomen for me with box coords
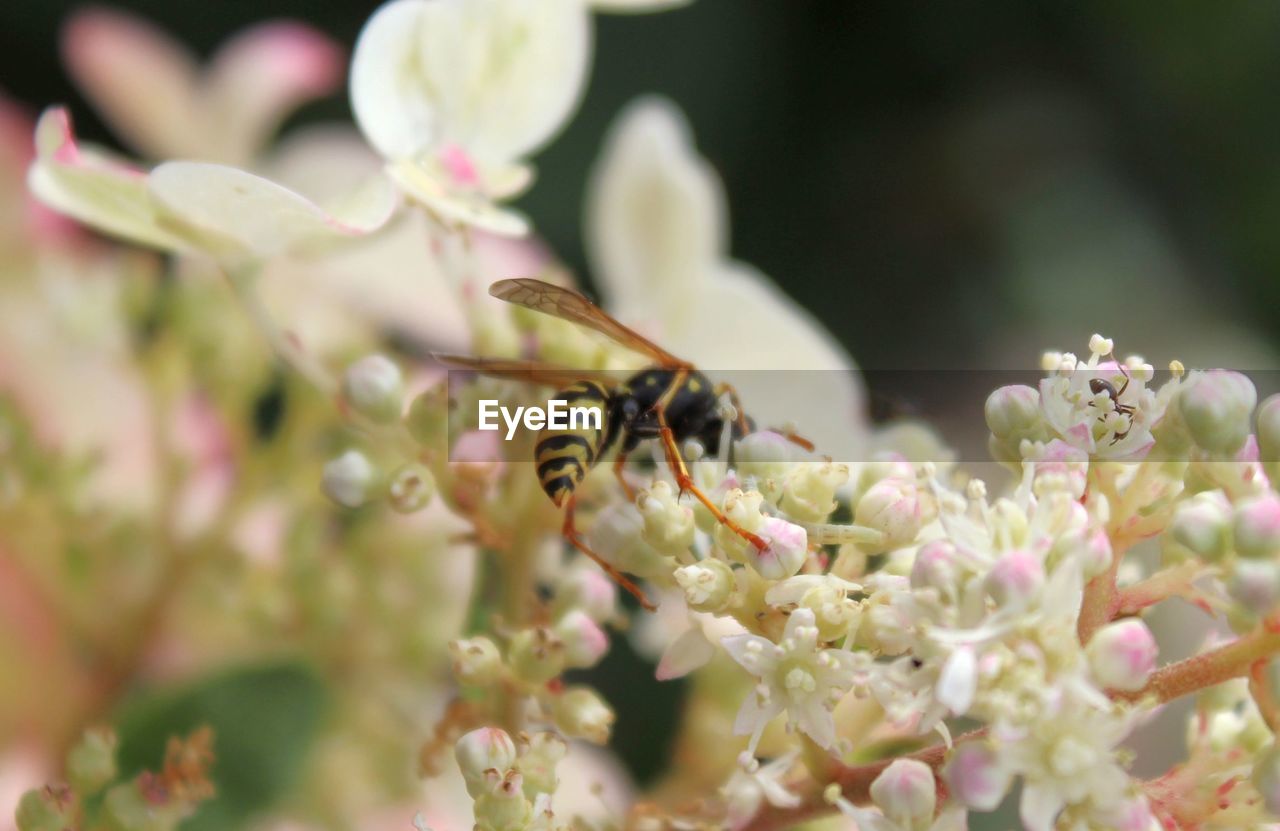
[536,381,614,506]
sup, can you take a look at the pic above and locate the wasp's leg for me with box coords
[563,495,655,611]
[654,409,769,551]
[612,451,636,501]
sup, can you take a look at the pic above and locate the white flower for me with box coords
[585,97,867,455]
[722,608,859,752]
[28,108,395,259]
[720,753,801,831]
[1038,335,1159,460]
[350,0,590,235]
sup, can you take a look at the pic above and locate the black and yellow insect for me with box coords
[438,278,807,610]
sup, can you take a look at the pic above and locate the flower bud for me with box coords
[741,517,807,580]
[553,610,608,669]
[985,385,1043,441]
[16,787,75,831]
[515,732,566,799]
[1234,492,1280,559]
[1077,528,1114,580]
[715,489,768,561]
[870,759,936,828]
[342,354,404,424]
[1258,394,1280,475]
[674,559,736,612]
[589,503,670,582]
[984,550,1044,608]
[554,565,617,623]
[388,462,436,513]
[507,628,565,685]
[321,449,377,508]
[1179,370,1257,455]
[67,728,118,795]
[406,386,449,449]
[449,636,503,686]
[781,461,849,523]
[1252,744,1280,815]
[1087,619,1157,691]
[472,771,532,831]
[637,480,695,554]
[854,477,924,551]
[943,742,1011,811]
[553,687,615,744]
[735,431,797,497]
[910,540,959,594]
[1228,559,1280,616]
[456,728,518,795]
[1169,491,1232,560]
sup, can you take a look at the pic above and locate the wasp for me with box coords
[438,278,807,610]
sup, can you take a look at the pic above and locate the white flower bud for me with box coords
[507,627,565,685]
[740,517,808,580]
[472,771,531,831]
[555,564,617,623]
[553,610,608,669]
[1169,491,1232,560]
[449,636,503,686]
[456,728,517,795]
[869,759,936,828]
[735,431,797,496]
[1252,744,1280,815]
[984,549,1044,608]
[1078,528,1114,580]
[321,449,376,508]
[1087,619,1157,691]
[637,480,695,554]
[985,384,1042,440]
[854,477,924,551]
[1179,370,1257,455]
[781,461,849,523]
[1228,559,1280,616]
[910,540,959,593]
[553,687,615,744]
[715,488,768,561]
[1234,492,1280,559]
[342,354,404,424]
[674,559,736,612]
[388,461,435,513]
[943,741,1011,811]
[515,732,566,798]
[1258,394,1280,473]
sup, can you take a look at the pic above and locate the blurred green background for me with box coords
[6,0,1280,371]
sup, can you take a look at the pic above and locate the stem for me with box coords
[1114,561,1210,617]
[1113,620,1280,704]
[224,265,338,397]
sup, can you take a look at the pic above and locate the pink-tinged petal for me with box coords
[204,21,345,165]
[386,159,529,236]
[655,626,714,680]
[28,107,189,251]
[60,6,202,159]
[937,646,977,715]
[147,161,395,258]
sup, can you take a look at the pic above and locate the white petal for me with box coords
[1019,783,1065,831]
[386,159,529,236]
[148,161,396,258]
[586,96,725,316]
[794,696,837,749]
[733,691,783,738]
[28,108,188,251]
[721,633,778,671]
[351,0,591,164]
[655,626,714,680]
[937,646,977,715]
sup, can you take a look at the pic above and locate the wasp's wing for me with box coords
[434,354,625,390]
[490,278,691,369]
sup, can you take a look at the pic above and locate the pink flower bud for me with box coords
[854,478,924,551]
[554,610,609,669]
[1179,370,1257,455]
[743,517,807,580]
[556,566,617,623]
[1228,559,1280,615]
[869,758,936,827]
[942,741,1011,811]
[1234,492,1280,559]
[910,540,959,593]
[1086,619,1157,691]
[1079,528,1113,580]
[984,550,1044,607]
[1170,491,1232,560]
[1258,394,1280,466]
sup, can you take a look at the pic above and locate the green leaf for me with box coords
[113,662,328,831]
